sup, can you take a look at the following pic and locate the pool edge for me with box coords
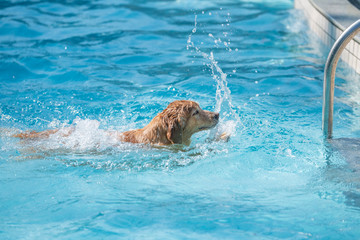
[295,0,360,74]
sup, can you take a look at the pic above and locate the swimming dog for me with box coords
[14,100,228,146]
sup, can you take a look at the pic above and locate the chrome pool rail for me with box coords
[322,19,360,139]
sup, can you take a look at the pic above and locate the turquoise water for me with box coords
[1,0,360,239]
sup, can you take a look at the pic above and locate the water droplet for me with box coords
[286,149,295,158]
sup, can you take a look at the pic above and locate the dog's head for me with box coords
[160,100,219,145]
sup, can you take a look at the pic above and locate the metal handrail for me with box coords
[322,19,360,139]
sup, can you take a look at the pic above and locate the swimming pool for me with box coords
[1,0,360,239]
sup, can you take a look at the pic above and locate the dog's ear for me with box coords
[166,116,184,144]
[162,101,194,144]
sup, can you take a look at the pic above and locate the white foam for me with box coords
[44,118,119,151]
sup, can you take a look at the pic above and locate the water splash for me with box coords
[187,14,241,139]
[1,118,228,171]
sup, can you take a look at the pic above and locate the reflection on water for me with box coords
[321,138,360,210]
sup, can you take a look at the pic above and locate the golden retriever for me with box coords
[13,100,223,146]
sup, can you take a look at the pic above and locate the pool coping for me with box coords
[294,0,360,74]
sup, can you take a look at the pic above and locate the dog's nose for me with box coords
[214,112,219,120]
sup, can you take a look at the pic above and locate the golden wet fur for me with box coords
[14,100,220,146]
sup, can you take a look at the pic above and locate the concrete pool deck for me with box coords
[295,0,360,74]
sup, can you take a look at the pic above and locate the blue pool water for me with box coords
[1,0,360,239]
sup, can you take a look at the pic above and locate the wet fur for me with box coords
[13,100,219,146]
[116,100,219,145]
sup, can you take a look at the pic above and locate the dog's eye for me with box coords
[193,110,199,116]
